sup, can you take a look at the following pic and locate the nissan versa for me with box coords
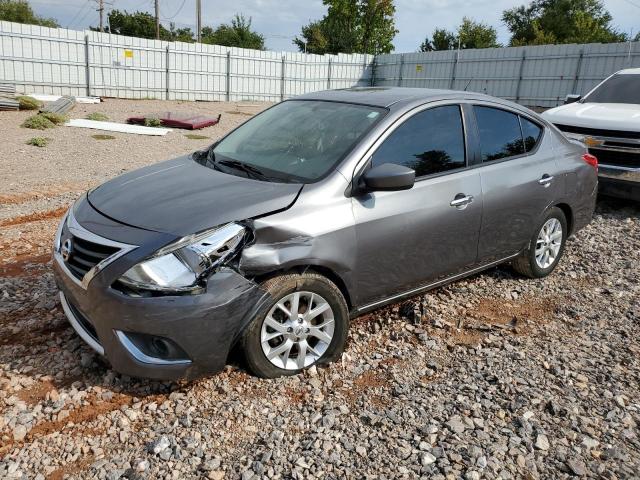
[53,87,598,380]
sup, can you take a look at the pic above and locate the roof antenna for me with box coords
[464,78,473,91]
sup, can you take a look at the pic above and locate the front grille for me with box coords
[589,148,640,169]
[65,235,120,281]
[66,299,100,345]
[555,124,640,140]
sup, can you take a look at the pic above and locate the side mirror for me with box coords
[564,94,581,105]
[362,163,415,192]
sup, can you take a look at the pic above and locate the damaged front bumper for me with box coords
[54,199,266,380]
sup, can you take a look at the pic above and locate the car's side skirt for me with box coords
[354,252,521,316]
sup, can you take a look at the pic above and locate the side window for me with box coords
[371,105,465,177]
[474,106,524,162]
[520,116,543,152]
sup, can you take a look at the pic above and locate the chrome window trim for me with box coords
[53,206,138,290]
[115,331,192,366]
[59,292,105,356]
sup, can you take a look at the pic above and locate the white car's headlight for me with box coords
[118,222,247,292]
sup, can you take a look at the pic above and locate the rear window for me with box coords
[474,106,525,162]
[584,74,639,104]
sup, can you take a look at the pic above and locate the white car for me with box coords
[542,68,639,201]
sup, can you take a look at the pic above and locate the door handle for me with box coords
[450,194,474,209]
[538,174,554,187]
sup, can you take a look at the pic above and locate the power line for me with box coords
[162,0,187,20]
[66,0,92,28]
[70,2,96,29]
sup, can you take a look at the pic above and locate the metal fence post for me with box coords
[571,50,584,95]
[226,51,232,101]
[327,58,332,90]
[449,51,459,90]
[371,56,377,86]
[281,55,286,101]
[397,53,404,86]
[165,45,170,100]
[515,48,526,103]
[84,34,91,97]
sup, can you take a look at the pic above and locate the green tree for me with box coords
[168,24,195,43]
[359,0,397,54]
[419,28,456,51]
[0,0,58,27]
[294,0,397,55]
[101,10,164,39]
[93,10,195,42]
[503,0,627,46]
[419,18,500,51]
[201,14,265,50]
[457,17,501,49]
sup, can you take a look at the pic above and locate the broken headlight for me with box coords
[118,223,247,292]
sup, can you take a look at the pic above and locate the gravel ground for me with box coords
[0,99,639,479]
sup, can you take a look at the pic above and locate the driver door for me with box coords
[351,104,483,306]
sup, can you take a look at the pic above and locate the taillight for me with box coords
[582,153,598,171]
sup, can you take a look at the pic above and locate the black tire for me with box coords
[512,207,568,278]
[241,272,349,378]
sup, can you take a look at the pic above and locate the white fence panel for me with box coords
[88,31,167,99]
[0,21,86,96]
[169,42,228,101]
[230,48,282,102]
[375,41,640,108]
[1,21,638,108]
[329,53,372,89]
[284,52,329,97]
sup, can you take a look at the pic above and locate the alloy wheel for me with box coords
[535,218,563,269]
[260,291,335,370]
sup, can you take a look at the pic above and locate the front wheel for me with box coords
[512,207,568,278]
[241,272,349,378]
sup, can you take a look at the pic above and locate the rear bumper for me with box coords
[598,165,640,202]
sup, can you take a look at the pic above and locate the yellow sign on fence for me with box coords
[124,50,133,59]
[416,65,423,73]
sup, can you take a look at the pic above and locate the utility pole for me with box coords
[196,0,202,43]
[93,0,105,32]
[155,0,160,40]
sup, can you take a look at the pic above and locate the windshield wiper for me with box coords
[216,159,272,181]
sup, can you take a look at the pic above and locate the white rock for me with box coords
[535,434,550,451]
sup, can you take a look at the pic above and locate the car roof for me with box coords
[616,68,640,75]
[294,86,498,109]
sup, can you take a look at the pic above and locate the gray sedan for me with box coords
[53,87,598,379]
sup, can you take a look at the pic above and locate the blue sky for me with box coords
[30,0,638,52]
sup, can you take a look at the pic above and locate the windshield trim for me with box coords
[201,99,389,185]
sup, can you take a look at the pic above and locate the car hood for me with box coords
[542,102,640,132]
[88,156,303,236]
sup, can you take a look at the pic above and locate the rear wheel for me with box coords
[241,272,349,378]
[512,207,567,278]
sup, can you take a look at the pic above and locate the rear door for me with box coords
[351,103,483,305]
[472,104,560,262]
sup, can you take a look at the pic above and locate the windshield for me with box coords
[584,74,639,104]
[211,100,386,182]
